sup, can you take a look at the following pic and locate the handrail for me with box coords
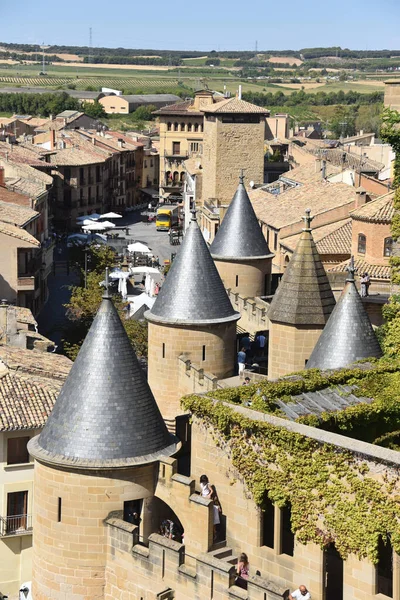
[0,514,32,536]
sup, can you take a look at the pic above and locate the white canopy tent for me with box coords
[100,220,116,229]
[82,222,108,231]
[129,266,160,275]
[78,218,98,226]
[127,242,152,254]
[100,212,123,219]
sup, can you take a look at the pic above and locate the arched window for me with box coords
[180,122,185,132]
[194,123,199,132]
[167,122,172,131]
[174,122,178,131]
[180,171,185,182]
[199,123,203,132]
[173,171,179,183]
[358,234,366,254]
[384,237,393,257]
[187,123,192,132]
[165,171,171,185]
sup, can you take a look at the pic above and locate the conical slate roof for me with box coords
[28,288,178,469]
[146,212,240,325]
[306,259,382,370]
[210,175,274,260]
[268,210,336,325]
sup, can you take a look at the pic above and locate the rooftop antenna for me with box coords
[40,43,49,74]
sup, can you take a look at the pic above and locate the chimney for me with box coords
[51,129,56,150]
[238,85,242,100]
[0,166,4,187]
[92,137,96,145]
[49,114,54,121]
[117,139,125,148]
[355,188,367,208]
[321,159,327,180]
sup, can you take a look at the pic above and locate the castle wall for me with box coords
[31,460,157,600]
[215,258,272,298]
[147,321,236,428]
[268,322,323,379]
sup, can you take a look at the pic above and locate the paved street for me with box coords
[36,210,181,349]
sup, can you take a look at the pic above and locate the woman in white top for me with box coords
[200,474,213,498]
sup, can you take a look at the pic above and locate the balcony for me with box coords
[0,514,32,536]
[164,181,184,189]
[17,276,35,291]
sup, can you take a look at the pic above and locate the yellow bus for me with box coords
[156,206,179,231]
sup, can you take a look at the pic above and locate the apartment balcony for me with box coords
[0,514,32,537]
[17,276,35,291]
[164,181,184,189]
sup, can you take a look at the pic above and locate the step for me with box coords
[208,546,234,561]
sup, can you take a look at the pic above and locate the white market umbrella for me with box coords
[127,242,152,254]
[100,212,122,219]
[78,218,98,226]
[82,222,107,231]
[100,220,116,229]
[118,276,128,299]
[129,266,160,275]
[77,213,100,221]
[109,270,130,280]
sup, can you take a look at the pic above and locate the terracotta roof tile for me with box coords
[0,185,30,207]
[0,221,39,246]
[350,192,394,223]
[282,219,352,255]
[0,200,38,226]
[0,346,71,381]
[327,258,391,280]
[250,181,357,230]
[202,97,268,114]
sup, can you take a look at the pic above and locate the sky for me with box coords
[2,0,400,51]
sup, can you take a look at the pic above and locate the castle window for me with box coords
[235,275,239,287]
[384,237,393,257]
[7,437,30,465]
[187,123,192,132]
[58,498,62,522]
[376,535,393,597]
[194,123,199,132]
[274,232,278,251]
[172,142,181,155]
[261,496,275,549]
[358,234,366,254]
[280,503,294,556]
[202,345,206,361]
[190,142,199,153]
[162,343,165,358]
[174,122,178,131]
[167,122,172,131]
[180,122,185,131]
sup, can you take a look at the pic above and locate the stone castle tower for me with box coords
[201,97,268,206]
[267,210,336,380]
[28,281,178,600]
[306,258,382,370]
[210,174,274,297]
[146,212,240,430]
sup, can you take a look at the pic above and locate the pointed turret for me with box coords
[268,209,335,326]
[209,173,274,297]
[29,271,178,468]
[147,211,239,325]
[210,173,273,260]
[146,212,239,428]
[267,210,336,380]
[306,257,382,370]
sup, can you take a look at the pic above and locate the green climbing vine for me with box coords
[181,394,400,564]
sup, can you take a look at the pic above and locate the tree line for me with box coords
[0,92,80,117]
[242,89,384,108]
[82,55,182,66]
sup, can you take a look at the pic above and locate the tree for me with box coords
[329,106,356,138]
[62,243,148,360]
[81,100,106,119]
[133,104,157,122]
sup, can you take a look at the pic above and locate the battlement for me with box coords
[104,516,283,600]
[226,289,270,334]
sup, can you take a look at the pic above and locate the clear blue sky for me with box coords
[2,0,400,51]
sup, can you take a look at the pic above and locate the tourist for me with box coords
[236,552,249,589]
[241,335,251,351]
[200,474,213,498]
[238,347,246,377]
[360,272,370,297]
[212,495,222,542]
[242,377,251,386]
[289,585,311,600]
[256,333,266,353]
